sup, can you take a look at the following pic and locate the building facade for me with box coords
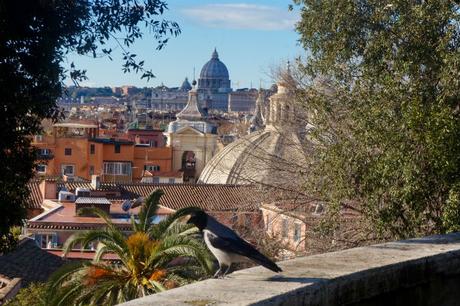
[148,50,257,113]
[32,123,172,182]
[165,82,218,182]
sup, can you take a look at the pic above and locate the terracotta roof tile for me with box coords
[59,182,262,212]
[26,181,43,209]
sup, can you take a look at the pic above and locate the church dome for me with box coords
[199,72,307,187]
[198,127,306,187]
[180,77,192,91]
[199,49,229,80]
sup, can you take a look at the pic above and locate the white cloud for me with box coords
[181,3,298,31]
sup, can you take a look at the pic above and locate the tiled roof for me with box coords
[119,184,261,211]
[26,181,43,209]
[0,238,65,286]
[60,182,262,212]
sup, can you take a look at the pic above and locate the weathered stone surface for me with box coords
[119,233,460,306]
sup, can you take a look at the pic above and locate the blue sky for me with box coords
[67,0,304,88]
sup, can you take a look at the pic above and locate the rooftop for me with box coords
[0,239,65,287]
[27,181,43,210]
[28,200,173,230]
[57,182,262,211]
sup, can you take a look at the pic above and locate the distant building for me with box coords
[261,200,360,254]
[197,49,232,111]
[149,50,258,113]
[165,82,218,182]
[199,71,307,189]
[32,122,172,182]
[228,88,258,112]
[140,170,184,184]
[112,86,123,96]
[121,85,140,96]
[126,128,165,147]
[150,82,188,111]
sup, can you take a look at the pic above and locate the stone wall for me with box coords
[119,233,460,306]
[0,277,21,305]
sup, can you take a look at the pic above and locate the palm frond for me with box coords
[48,204,213,305]
[149,280,166,292]
[149,206,202,239]
[62,229,127,256]
[148,235,214,274]
[46,262,88,306]
[77,207,115,228]
[137,189,163,232]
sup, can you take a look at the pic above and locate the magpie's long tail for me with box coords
[250,252,283,272]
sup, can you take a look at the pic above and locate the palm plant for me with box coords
[46,190,213,306]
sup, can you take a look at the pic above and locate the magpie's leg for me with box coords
[213,267,221,278]
[222,264,232,277]
[214,265,230,278]
[213,265,224,278]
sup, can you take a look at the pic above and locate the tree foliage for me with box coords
[293,0,460,238]
[0,1,180,238]
[46,191,213,306]
[4,282,47,306]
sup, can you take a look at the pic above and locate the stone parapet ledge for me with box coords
[0,277,21,305]
[120,233,460,306]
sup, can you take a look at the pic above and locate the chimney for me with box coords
[39,179,57,200]
[91,175,101,190]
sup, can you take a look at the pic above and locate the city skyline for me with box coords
[65,1,303,89]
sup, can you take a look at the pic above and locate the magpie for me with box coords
[187,210,282,278]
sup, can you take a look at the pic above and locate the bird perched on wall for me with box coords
[186,210,282,278]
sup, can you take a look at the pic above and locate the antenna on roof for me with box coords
[193,67,196,82]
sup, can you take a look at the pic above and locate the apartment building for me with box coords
[33,122,173,182]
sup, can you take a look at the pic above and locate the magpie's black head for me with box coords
[186,210,207,231]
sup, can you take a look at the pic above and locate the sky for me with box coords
[66,0,304,89]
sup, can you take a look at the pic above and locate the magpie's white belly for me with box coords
[203,230,244,266]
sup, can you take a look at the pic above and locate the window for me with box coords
[114,144,121,153]
[61,164,75,176]
[89,166,94,176]
[90,144,95,154]
[294,223,301,242]
[168,178,175,184]
[282,219,289,238]
[103,162,131,176]
[39,148,50,155]
[35,135,43,142]
[144,165,160,172]
[150,140,158,147]
[36,164,47,173]
[64,148,72,156]
[35,233,57,249]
